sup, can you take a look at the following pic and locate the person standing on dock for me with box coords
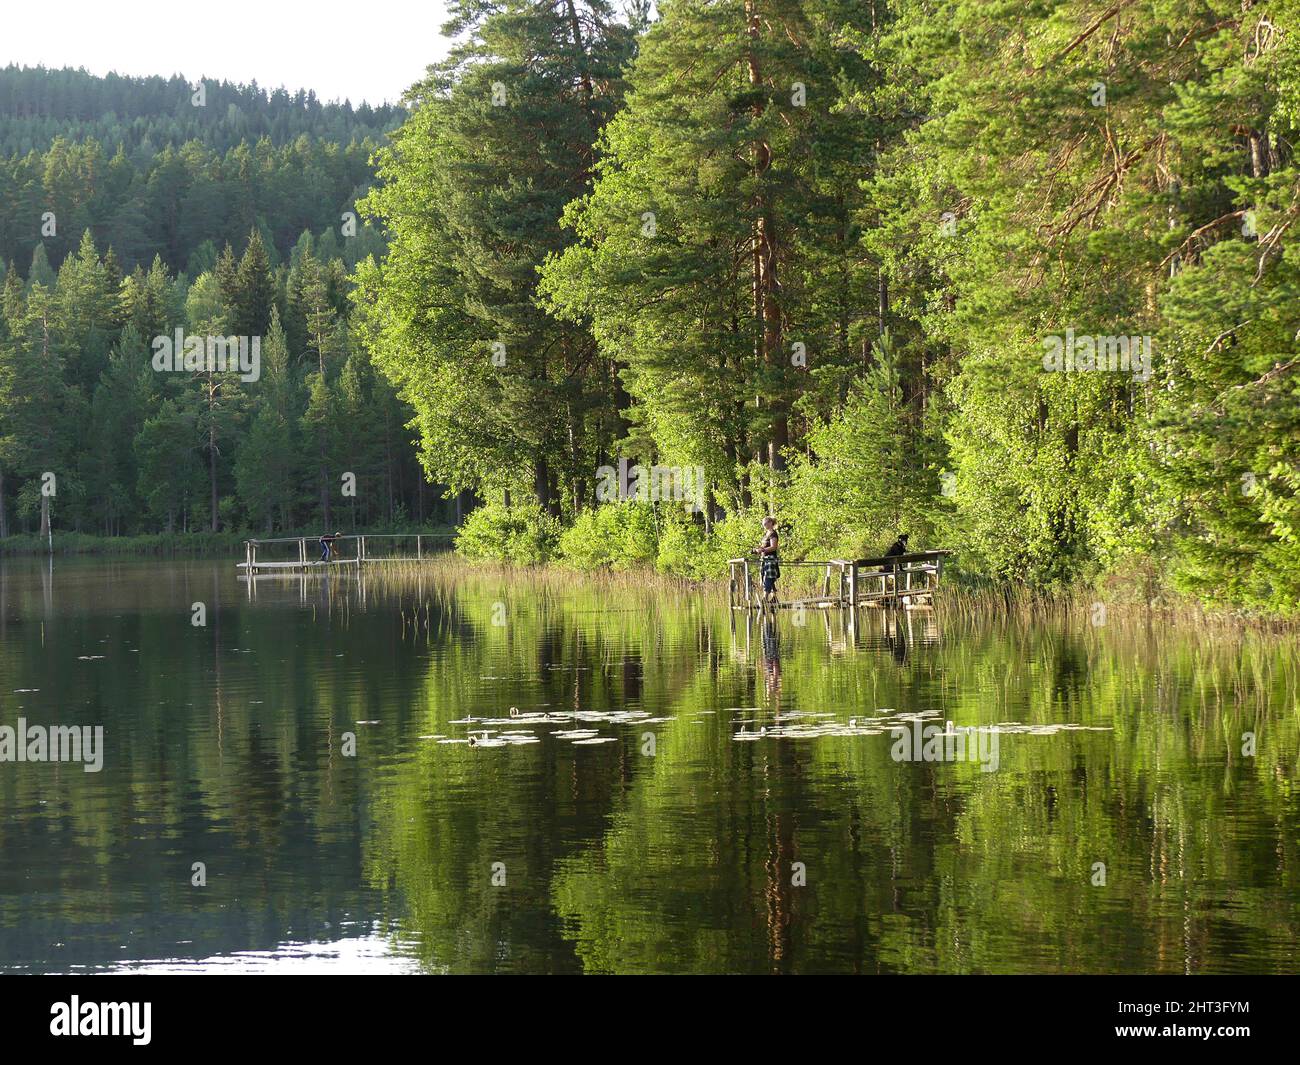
[318,530,342,563]
[753,517,781,607]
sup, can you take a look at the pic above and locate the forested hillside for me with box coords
[0,65,401,154]
[0,65,400,273]
[0,66,432,537]
[359,0,1300,615]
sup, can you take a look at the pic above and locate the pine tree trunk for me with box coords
[534,455,552,514]
[746,0,786,475]
[564,0,596,179]
[385,427,395,522]
[209,421,219,532]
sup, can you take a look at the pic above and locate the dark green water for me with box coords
[0,557,1295,974]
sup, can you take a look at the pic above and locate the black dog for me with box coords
[884,533,909,557]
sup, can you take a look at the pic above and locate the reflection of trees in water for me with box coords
[520,593,1300,973]
[1,562,1297,973]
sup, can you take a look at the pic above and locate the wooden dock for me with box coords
[237,534,451,575]
[727,550,952,611]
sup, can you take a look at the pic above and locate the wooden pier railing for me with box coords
[727,550,952,610]
[237,533,453,575]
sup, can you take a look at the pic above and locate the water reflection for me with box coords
[0,558,1296,974]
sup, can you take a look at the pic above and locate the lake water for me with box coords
[0,557,1295,974]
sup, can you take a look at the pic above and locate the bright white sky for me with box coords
[1,0,454,105]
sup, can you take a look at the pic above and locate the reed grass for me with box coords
[253,546,1300,634]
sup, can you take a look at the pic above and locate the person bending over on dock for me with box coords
[752,517,781,606]
[881,533,909,592]
[318,531,342,563]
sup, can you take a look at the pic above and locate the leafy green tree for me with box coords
[53,230,118,392]
[359,0,636,515]
[540,0,880,514]
[787,330,940,555]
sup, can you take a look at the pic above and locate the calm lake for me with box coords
[0,557,1295,974]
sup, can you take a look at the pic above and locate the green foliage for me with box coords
[0,69,436,539]
[454,500,562,565]
[556,501,789,580]
[786,331,940,558]
[0,223,438,537]
[652,513,712,579]
[540,0,881,506]
[357,0,636,516]
[0,133,390,276]
[850,0,1300,610]
[558,502,660,570]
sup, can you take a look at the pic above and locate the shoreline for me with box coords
[4,533,1296,629]
[0,529,457,558]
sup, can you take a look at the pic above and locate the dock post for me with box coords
[245,541,252,574]
[359,535,365,568]
[743,558,751,608]
[848,562,858,607]
[417,535,422,560]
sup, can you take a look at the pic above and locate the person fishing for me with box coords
[318,530,342,563]
[752,516,781,606]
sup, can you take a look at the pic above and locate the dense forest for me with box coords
[358,0,1300,616]
[1,0,1298,617]
[0,64,399,273]
[0,67,443,536]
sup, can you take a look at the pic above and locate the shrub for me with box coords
[558,502,660,570]
[455,501,560,564]
[654,512,711,578]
